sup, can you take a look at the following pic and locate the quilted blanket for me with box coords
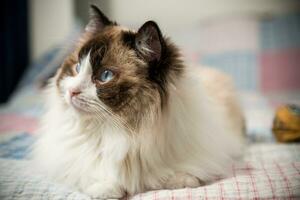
[0,134,299,199]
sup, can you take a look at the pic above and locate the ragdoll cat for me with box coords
[32,5,245,199]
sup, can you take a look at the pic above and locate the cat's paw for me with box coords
[84,182,125,199]
[164,172,203,189]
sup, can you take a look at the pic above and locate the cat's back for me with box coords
[191,65,245,138]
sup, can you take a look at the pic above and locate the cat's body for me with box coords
[32,5,244,199]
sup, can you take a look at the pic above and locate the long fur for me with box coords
[32,64,244,196]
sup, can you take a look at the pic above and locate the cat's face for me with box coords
[55,5,182,129]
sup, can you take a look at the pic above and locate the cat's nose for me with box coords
[69,89,81,97]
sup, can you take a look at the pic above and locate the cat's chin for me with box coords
[68,97,91,114]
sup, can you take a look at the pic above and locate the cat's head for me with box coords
[55,5,183,130]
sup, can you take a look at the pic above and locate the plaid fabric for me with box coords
[130,144,300,200]
[0,134,299,199]
[130,164,300,200]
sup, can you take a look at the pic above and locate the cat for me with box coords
[32,5,245,199]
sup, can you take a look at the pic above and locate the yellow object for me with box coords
[272,105,300,143]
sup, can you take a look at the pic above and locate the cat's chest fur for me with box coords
[32,103,131,188]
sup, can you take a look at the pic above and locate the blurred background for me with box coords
[1,0,300,104]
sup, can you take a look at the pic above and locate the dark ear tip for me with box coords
[88,4,113,27]
[89,4,97,11]
[144,20,158,25]
[140,21,160,29]
[89,4,101,15]
[90,4,96,8]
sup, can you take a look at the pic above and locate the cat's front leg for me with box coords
[84,180,125,199]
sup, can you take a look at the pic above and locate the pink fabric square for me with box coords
[0,114,37,133]
[260,49,300,92]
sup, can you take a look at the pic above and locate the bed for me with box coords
[0,14,300,199]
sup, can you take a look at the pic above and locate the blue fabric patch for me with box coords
[260,14,300,50]
[0,133,34,159]
[200,51,258,91]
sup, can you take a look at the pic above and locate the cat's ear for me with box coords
[135,21,163,63]
[85,5,113,33]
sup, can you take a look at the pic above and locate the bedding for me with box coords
[0,134,299,199]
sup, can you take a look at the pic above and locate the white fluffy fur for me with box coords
[32,56,244,198]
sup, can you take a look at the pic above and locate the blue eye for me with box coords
[75,63,81,73]
[99,70,114,82]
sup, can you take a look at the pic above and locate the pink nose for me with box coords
[69,89,81,97]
